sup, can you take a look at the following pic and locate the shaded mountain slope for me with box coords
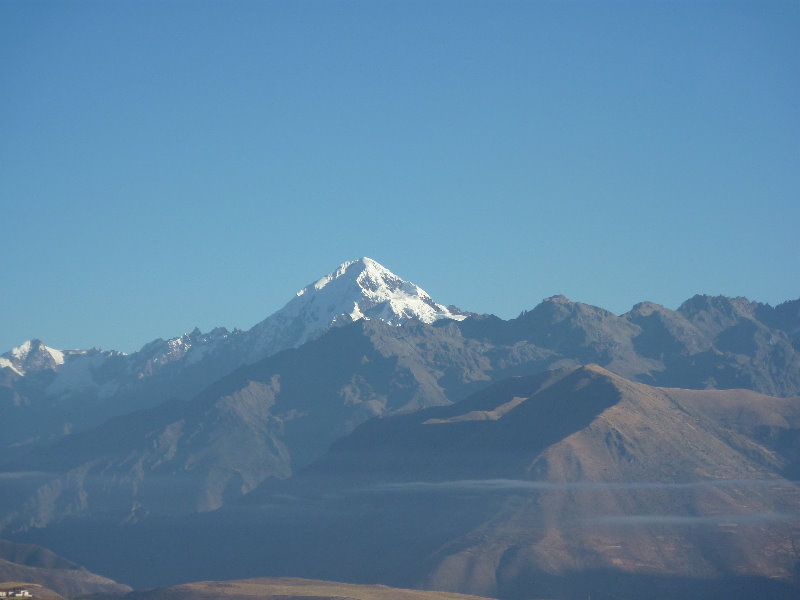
[758,298,800,348]
[0,538,80,570]
[8,367,800,599]
[5,290,800,531]
[457,294,800,396]
[304,367,622,483]
[241,366,800,600]
[2,320,498,527]
[0,258,466,458]
[3,289,798,469]
[0,538,130,598]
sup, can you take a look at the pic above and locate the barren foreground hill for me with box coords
[115,578,496,600]
[0,539,130,598]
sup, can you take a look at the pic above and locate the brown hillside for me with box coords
[0,539,130,599]
[420,366,800,598]
[120,577,497,600]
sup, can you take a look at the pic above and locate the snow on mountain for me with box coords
[118,257,465,371]
[247,257,466,357]
[0,258,464,381]
[0,356,23,376]
[129,326,237,376]
[44,347,123,397]
[0,339,67,376]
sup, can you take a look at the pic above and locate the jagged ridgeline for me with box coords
[1,258,799,600]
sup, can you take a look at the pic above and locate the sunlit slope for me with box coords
[119,577,496,600]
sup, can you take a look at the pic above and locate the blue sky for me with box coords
[1,0,798,353]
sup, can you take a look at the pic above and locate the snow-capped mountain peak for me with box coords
[248,257,465,356]
[0,259,464,381]
[0,339,65,376]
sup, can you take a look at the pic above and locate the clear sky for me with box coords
[1,0,798,354]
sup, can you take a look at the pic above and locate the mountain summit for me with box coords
[0,339,66,376]
[248,257,466,355]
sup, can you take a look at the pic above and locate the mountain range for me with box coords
[302,365,800,597]
[12,366,799,599]
[1,257,799,599]
[0,259,464,456]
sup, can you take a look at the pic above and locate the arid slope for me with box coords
[118,577,496,600]
[0,539,130,598]
[416,366,800,597]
